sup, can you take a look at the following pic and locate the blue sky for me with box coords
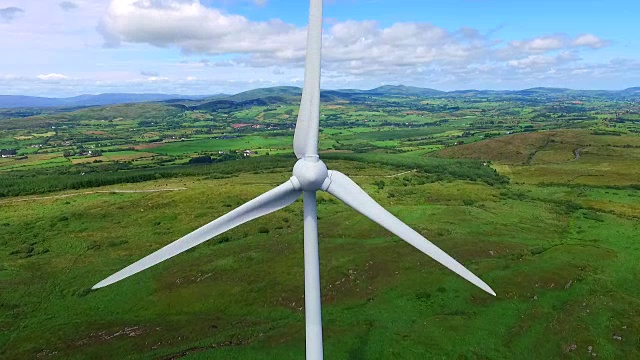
[0,0,638,96]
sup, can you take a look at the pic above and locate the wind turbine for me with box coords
[93,0,496,358]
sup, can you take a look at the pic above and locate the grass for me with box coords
[149,136,292,156]
[1,93,639,358]
[1,156,638,359]
[0,155,297,198]
[438,129,640,186]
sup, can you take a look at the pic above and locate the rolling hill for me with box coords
[3,85,639,110]
[0,93,211,109]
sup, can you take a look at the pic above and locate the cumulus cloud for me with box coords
[499,34,609,59]
[99,0,306,57]
[319,21,491,75]
[507,51,580,70]
[98,0,613,82]
[37,73,70,81]
[0,0,624,95]
[0,6,24,22]
[509,36,565,53]
[98,1,493,74]
[573,33,609,49]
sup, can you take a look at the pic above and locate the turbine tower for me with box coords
[93,0,496,358]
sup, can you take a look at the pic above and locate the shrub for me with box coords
[216,235,231,244]
[463,199,476,206]
[188,155,213,164]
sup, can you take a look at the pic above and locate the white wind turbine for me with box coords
[93,0,496,358]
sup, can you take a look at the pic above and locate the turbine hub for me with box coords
[291,156,330,191]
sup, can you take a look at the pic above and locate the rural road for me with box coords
[350,169,418,179]
[384,169,417,178]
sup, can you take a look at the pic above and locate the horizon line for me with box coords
[1,84,639,99]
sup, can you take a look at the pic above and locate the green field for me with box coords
[1,158,639,359]
[1,88,640,359]
[149,136,292,156]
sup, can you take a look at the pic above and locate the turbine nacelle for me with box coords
[291,156,330,191]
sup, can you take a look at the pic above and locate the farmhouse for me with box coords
[1,149,17,158]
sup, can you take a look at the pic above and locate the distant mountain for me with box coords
[520,87,572,93]
[447,89,500,96]
[3,85,639,110]
[223,86,303,103]
[192,98,270,112]
[366,85,444,96]
[217,86,354,103]
[0,93,211,109]
[63,93,212,107]
[216,85,445,104]
[622,87,640,94]
[0,95,63,108]
[186,85,640,111]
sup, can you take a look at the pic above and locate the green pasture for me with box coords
[1,89,640,359]
[149,136,292,156]
[0,156,71,171]
[1,158,638,359]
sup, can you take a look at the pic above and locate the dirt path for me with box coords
[351,169,417,178]
[0,188,187,205]
[384,169,417,178]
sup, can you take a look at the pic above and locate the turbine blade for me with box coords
[93,181,302,289]
[293,0,323,159]
[324,171,496,296]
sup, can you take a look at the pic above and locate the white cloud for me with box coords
[99,0,306,57]
[499,34,610,59]
[509,36,565,53]
[145,76,169,81]
[573,33,609,49]
[0,0,629,95]
[98,1,611,81]
[37,73,70,80]
[507,52,580,70]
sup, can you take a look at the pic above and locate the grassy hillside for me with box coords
[435,130,640,186]
[1,89,639,359]
[1,156,639,359]
[0,103,181,130]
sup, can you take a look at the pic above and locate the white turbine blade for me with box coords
[324,171,496,296]
[294,0,323,159]
[93,181,302,289]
